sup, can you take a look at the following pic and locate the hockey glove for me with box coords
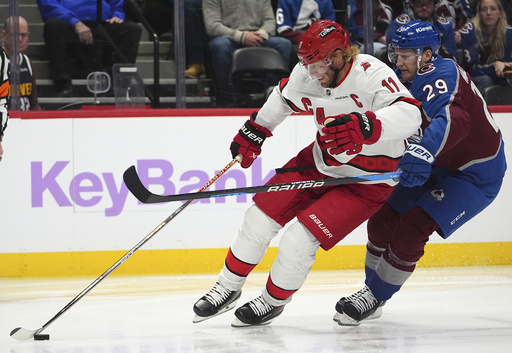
[230,113,273,168]
[319,111,382,155]
[397,143,435,187]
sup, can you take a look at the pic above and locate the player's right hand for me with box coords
[230,113,272,168]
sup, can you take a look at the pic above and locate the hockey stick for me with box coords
[124,166,402,204]
[10,155,242,341]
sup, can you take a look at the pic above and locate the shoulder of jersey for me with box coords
[356,54,392,73]
[395,14,411,25]
[416,58,457,85]
[280,66,312,92]
[459,21,474,35]
[436,16,451,26]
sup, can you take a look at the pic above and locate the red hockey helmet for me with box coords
[297,20,351,65]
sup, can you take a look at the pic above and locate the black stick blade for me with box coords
[123,166,154,203]
[123,166,175,204]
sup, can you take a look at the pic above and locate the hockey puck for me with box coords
[34,334,50,341]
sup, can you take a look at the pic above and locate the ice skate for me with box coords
[193,282,241,323]
[231,295,284,327]
[333,286,385,326]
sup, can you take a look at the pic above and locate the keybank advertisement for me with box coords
[1,113,511,254]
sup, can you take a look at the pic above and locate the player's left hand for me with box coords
[397,143,435,187]
[319,111,381,155]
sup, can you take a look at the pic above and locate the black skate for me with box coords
[193,282,241,323]
[333,286,385,326]
[231,295,284,327]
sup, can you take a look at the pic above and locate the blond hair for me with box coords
[472,0,508,63]
[342,46,361,61]
[331,46,360,63]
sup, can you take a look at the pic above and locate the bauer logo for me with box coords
[30,159,274,217]
[309,214,334,239]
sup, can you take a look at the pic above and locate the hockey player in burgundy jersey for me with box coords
[193,20,422,327]
[334,20,507,326]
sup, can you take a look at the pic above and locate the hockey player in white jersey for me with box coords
[193,19,422,327]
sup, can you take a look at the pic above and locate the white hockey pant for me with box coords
[219,204,321,307]
[219,204,282,290]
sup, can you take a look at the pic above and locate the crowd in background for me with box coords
[1,0,512,109]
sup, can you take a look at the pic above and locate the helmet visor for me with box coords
[388,45,420,64]
[300,57,333,79]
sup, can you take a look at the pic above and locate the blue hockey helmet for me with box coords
[388,20,441,63]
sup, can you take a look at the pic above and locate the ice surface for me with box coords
[2,266,511,353]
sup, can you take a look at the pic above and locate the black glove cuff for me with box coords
[239,120,268,146]
[357,113,374,140]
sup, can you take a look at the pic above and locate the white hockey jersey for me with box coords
[257,54,422,185]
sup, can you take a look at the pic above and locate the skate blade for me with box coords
[333,306,383,326]
[230,317,273,327]
[333,312,361,326]
[192,300,238,323]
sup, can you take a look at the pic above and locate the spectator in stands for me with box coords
[276,0,335,66]
[203,0,292,107]
[276,0,335,43]
[37,0,142,97]
[404,0,473,31]
[182,0,208,78]
[386,0,458,61]
[459,0,512,94]
[402,0,473,44]
[380,0,407,25]
[347,0,392,54]
[161,0,207,79]
[1,16,42,111]
[132,0,207,79]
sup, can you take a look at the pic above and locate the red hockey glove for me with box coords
[230,113,273,168]
[319,111,382,155]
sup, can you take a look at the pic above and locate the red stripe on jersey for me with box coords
[225,248,256,277]
[321,147,402,172]
[279,77,305,113]
[266,276,297,301]
[347,155,401,172]
[279,77,289,91]
[285,97,305,113]
[392,96,421,110]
